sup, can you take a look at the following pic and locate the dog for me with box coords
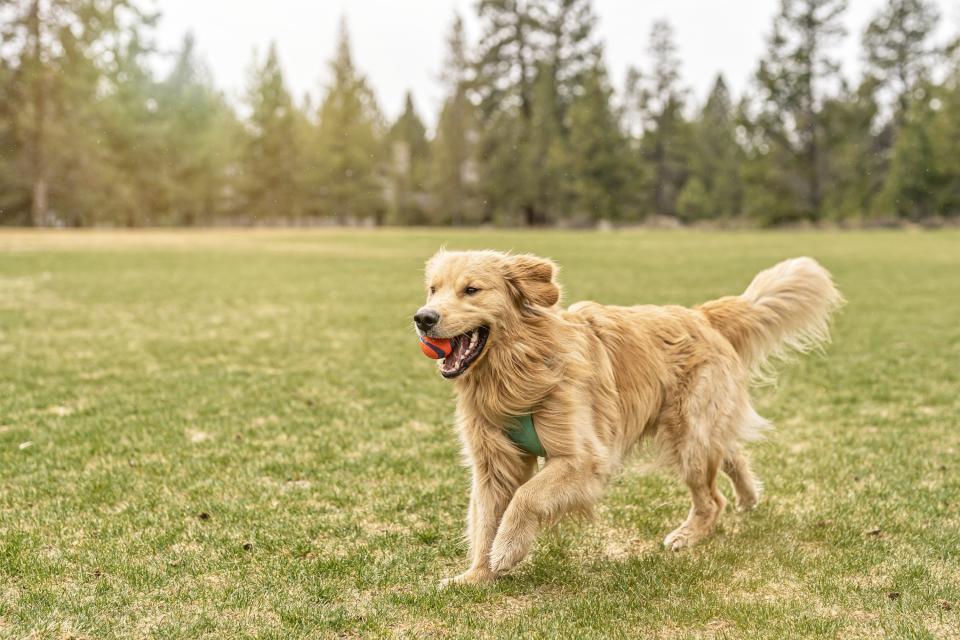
[414,250,842,586]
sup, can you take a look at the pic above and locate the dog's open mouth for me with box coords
[440,327,489,378]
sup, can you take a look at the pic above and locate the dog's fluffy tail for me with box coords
[699,257,843,380]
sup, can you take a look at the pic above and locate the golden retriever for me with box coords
[414,250,842,586]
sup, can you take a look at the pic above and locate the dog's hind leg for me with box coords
[664,446,726,551]
[722,448,761,512]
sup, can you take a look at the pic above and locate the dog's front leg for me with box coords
[489,454,604,575]
[440,443,536,587]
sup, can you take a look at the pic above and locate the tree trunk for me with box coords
[31,175,48,226]
[515,4,531,122]
[28,0,49,227]
[655,138,666,217]
[807,119,821,221]
[523,204,536,226]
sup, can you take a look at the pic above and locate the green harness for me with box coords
[507,414,547,458]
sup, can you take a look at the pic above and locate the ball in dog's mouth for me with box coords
[439,326,489,378]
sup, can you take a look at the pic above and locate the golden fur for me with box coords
[416,250,843,586]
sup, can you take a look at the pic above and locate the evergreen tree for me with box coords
[386,92,430,224]
[19,7,159,227]
[538,0,602,113]
[0,57,27,223]
[153,34,243,225]
[675,177,710,221]
[679,75,743,220]
[241,43,304,223]
[931,60,960,216]
[858,0,941,221]
[0,0,156,226]
[628,20,692,218]
[863,0,940,123]
[565,61,632,222]
[313,19,385,223]
[752,0,848,222]
[97,27,171,227]
[472,0,541,123]
[472,0,545,224]
[3,0,959,227]
[525,60,570,222]
[472,0,602,224]
[820,77,885,220]
[738,102,799,225]
[879,83,940,219]
[535,0,603,222]
[430,13,480,225]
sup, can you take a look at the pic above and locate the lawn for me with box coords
[0,229,958,639]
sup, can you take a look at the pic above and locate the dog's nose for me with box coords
[414,307,440,332]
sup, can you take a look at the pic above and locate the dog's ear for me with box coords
[505,254,561,308]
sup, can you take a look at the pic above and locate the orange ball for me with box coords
[419,336,452,359]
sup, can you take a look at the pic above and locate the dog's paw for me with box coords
[663,525,703,551]
[488,537,530,575]
[736,487,762,512]
[438,568,494,589]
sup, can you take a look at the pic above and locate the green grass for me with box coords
[1,229,958,639]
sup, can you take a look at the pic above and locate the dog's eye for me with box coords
[464,286,480,295]
[429,286,436,295]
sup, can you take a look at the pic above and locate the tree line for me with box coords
[1,0,959,227]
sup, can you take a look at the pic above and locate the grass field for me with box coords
[1,229,958,639]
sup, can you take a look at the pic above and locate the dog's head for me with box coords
[414,250,561,379]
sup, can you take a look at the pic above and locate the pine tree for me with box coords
[628,20,692,218]
[13,8,164,227]
[386,92,430,224]
[859,0,941,221]
[538,0,603,223]
[96,26,167,227]
[0,0,157,226]
[430,13,480,225]
[879,87,939,219]
[472,0,602,224]
[525,61,570,222]
[679,75,743,220]
[931,59,960,216]
[313,19,385,223]
[472,0,545,224]
[739,109,798,225]
[820,77,885,220]
[472,0,541,123]
[241,43,304,223]
[565,61,632,222]
[752,0,848,222]
[538,0,602,112]
[0,57,27,223]
[863,0,940,123]
[150,34,241,225]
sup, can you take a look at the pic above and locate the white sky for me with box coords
[154,0,960,125]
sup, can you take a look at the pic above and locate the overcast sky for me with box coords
[154,0,959,124]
